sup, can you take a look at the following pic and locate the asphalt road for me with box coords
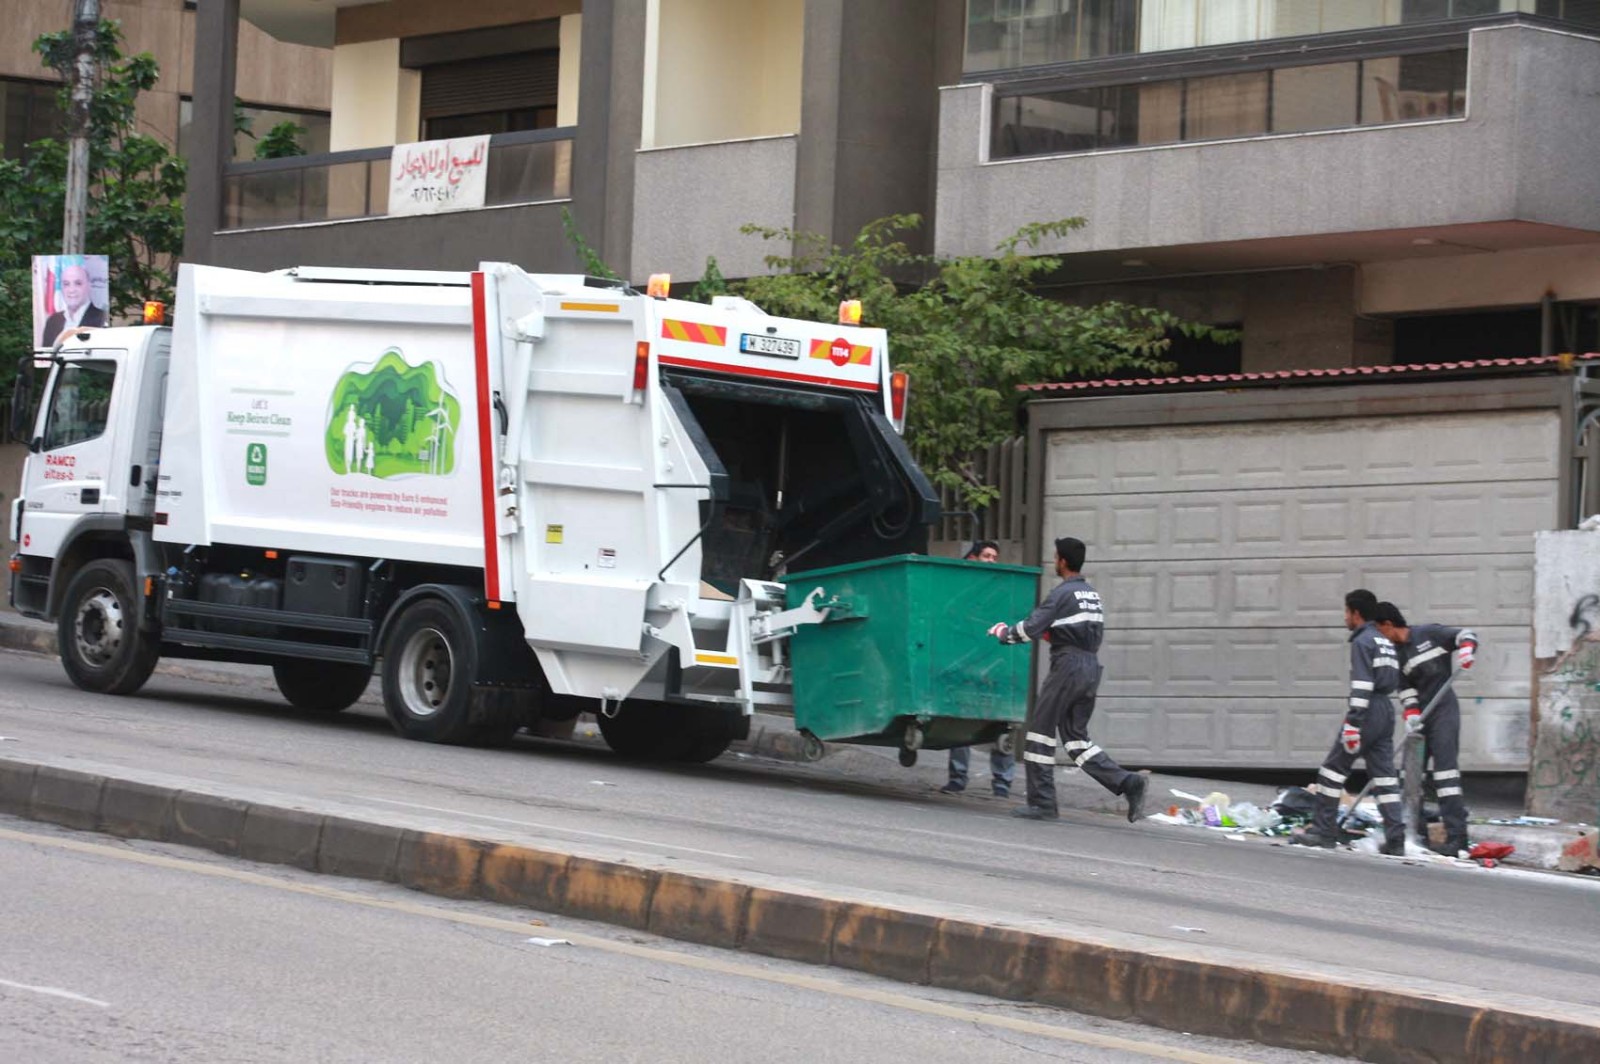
[0,819,1348,1064]
[2,650,1597,1019]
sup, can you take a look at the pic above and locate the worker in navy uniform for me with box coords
[941,540,1017,798]
[1293,590,1406,854]
[987,536,1147,823]
[1372,601,1478,856]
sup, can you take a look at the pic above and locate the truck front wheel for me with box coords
[273,660,372,713]
[380,599,518,745]
[58,558,159,696]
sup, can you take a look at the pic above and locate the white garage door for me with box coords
[1041,409,1557,770]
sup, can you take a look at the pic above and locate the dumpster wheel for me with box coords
[799,731,825,763]
[898,748,918,768]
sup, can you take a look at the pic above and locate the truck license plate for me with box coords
[739,333,802,360]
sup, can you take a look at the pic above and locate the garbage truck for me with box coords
[9,262,1038,763]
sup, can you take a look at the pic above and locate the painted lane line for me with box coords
[352,796,750,861]
[0,826,1247,1064]
[0,977,110,1008]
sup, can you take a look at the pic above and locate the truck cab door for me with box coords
[18,355,124,562]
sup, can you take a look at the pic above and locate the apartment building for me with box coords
[189,2,1600,373]
[2,0,329,165]
[941,1,1600,371]
[186,1,966,282]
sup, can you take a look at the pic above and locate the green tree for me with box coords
[255,120,307,160]
[0,20,186,401]
[734,214,1229,507]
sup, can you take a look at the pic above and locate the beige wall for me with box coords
[557,12,582,128]
[644,0,802,149]
[1360,243,1600,316]
[2,1,329,154]
[335,0,580,45]
[329,38,420,150]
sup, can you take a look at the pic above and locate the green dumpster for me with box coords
[786,554,1040,759]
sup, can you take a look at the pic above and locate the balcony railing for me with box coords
[220,127,574,231]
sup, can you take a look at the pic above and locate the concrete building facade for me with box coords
[185,0,967,282]
[2,0,329,165]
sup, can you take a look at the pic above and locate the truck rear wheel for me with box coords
[58,559,159,696]
[597,701,692,760]
[273,660,372,712]
[380,598,519,745]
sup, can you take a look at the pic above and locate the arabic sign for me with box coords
[388,135,490,217]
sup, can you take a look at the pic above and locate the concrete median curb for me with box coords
[2,755,1597,1063]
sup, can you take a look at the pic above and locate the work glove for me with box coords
[1340,722,1361,755]
[1454,641,1476,670]
[987,622,1011,641]
[1404,711,1423,737]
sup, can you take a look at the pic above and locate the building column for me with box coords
[182,0,240,265]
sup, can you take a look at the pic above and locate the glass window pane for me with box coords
[1263,0,1326,38]
[1139,0,1201,53]
[1079,0,1139,59]
[1198,0,1263,45]
[1322,0,1391,32]
[1361,49,1465,124]
[1184,71,1269,139]
[992,87,1103,157]
[1271,61,1359,132]
[43,361,117,453]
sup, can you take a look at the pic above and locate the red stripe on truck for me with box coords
[470,272,500,601]
[657,354,880,392]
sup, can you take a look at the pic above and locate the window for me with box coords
[991,49,1467,158]
[42,361,117,453]
[2,77,62,160]
[419,51,561,140]
[178,98,332,160]
[965,0,1599,72]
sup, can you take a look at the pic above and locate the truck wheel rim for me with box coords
[399,627,453,719]
[74,588,123,667]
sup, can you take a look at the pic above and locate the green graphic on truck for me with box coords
[324,348,461,478]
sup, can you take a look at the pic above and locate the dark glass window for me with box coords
[43,361,117,453]
[991,49,1467,159]
[178,98,332,160]
[1,77,62,161]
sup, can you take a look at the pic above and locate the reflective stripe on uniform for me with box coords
[1012,622,1031,644]
[1371,777,1399,787]
[1349,697,1369,709]
[1351,680,1374,691]
[1402,646,1447,672]
[1320,768,1347,785]
[1051,612,1103,627]
[1062,739,1089,752]
[1023,751,1057,765]
[1073,745,1103,766]
[1373,656,1399,669]
[1398,687,1418,703]
[1026,732,1057,747]
[1437,786,1464,797]
[1433,768,1461,781]
[1376,794,1401,804]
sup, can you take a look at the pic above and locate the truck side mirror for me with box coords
[9,357,35,444]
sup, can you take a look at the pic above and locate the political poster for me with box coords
[33,254,110,348]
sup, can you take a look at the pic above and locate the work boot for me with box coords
[1431,836,1469,857]
[1289,829,1338,849]
[992,785,1010,799]
[1123,774,1148,823]
[939,781,964,794]
[1379,838,1406,857]
[1011,804,1059,821]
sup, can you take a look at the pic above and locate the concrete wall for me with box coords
[642,0,801,149]
[328,38,420,150]
[1361,242,1600,316]
[631,136,797,282]
[334,0,581,44]
[935,23,1600,261]
[1530,530,1600,823]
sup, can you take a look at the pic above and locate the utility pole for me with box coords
[61,0,101,254]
